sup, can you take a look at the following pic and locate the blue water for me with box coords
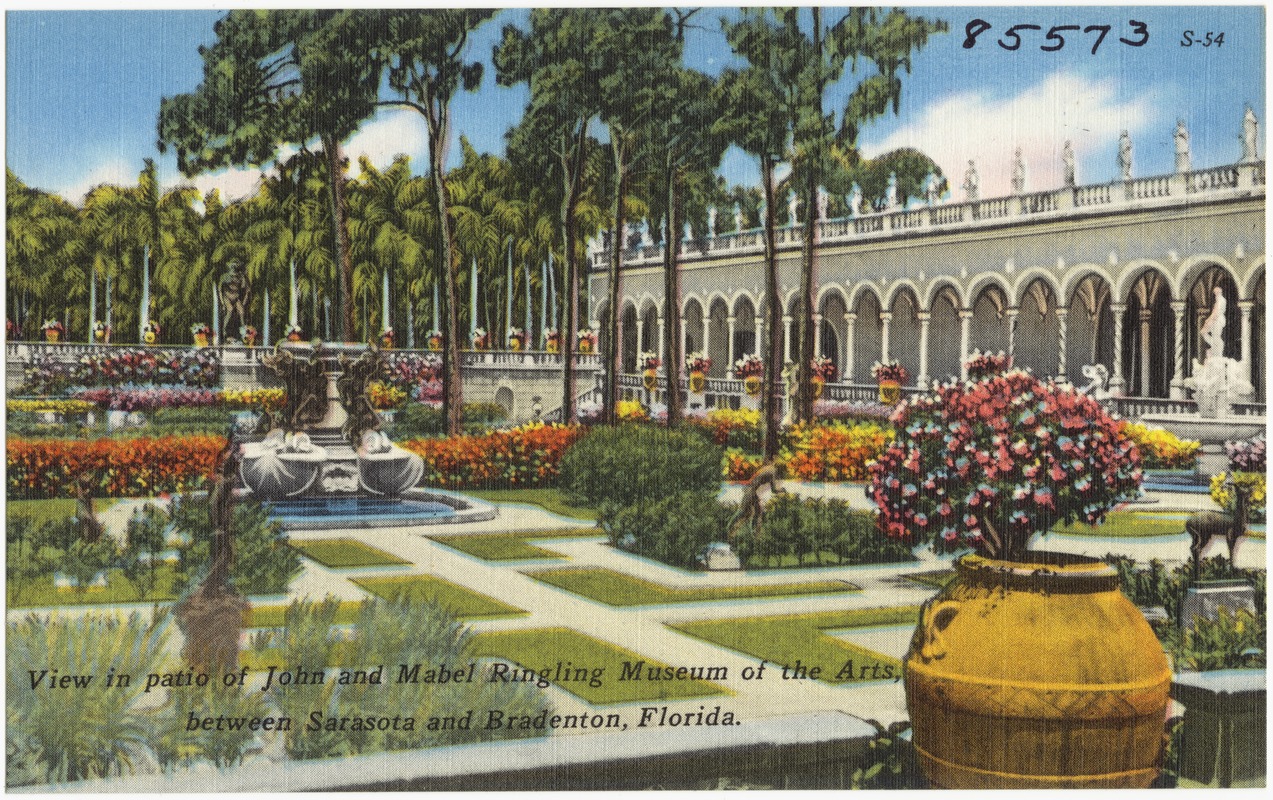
[267,497,456,524]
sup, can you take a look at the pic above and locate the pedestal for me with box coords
[1180,580,1257,630]
[1171,669,1266,787]
[696,542,742,571]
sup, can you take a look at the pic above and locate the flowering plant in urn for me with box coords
[640,351,661,370]
[733,354,764,379]
[871,359,907,384]
[686,352,712,374]
[869,366,1142,562]
[811,355,837,381]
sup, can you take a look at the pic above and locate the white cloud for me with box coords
[860,72,1157,198]
[187,167,265,204]
[345,109,431,176]
[56,158,138,205]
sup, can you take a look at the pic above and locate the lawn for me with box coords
[1052,511,1193,538]
[7,497,118,526]
[900,569,957,590]
[465,488,599,521]
[428,528,603,561]
[7,563,180,608]
[670,606,920,685]
[289,538,410,568]
[524,566,858,606]
[352,574,525,618]
[469,626,728,704]
[247,600,365,628]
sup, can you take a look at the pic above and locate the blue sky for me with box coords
[5,5,1266,205]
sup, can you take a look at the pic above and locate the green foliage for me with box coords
[254,596,549,761]
[6,612,171,786]
[736,494,913,568]
[154,683,269,771]
[561,425,722,508]
[851,722,921,790]
[169,494,301,596]
[526,566,855,606]
[391,401,508,438]
[120,503,169,600]
[1160,607,1266,671]
[602,490,731,569]
[289,538,409,568]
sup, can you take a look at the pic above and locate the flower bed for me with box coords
[399,423,584,489]
[784,420,893,482]
[6,399,97,415]
[7,435,226,498]
[21,348,220,394]
[1120,421,1201,470]
[74,386,221,412]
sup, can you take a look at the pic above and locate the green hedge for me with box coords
[560,425,722,509]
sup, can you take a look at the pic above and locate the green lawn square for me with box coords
[428,528,603,561]
[352,574,525,619]
[289,538,411,568]
[525,566,857,606]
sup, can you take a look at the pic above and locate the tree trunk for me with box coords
[761,157,783,461]
[559,124,590,424]
[425,109,464,437]
[603,138,629,426]
[322,134,356,342]
[795,7,824,425]
[662,163,685,427]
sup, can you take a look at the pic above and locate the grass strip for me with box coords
[353,574,525,619]
[7,497,119,525]
[525,566,857,606]
[465,488,599,521]
[429,528,602,561]
[669,606,919,685]
[470,626,727,705]
[901,569,957,590]
[289,538,410,568]
[247,600,364,629]
[7,564,181,608]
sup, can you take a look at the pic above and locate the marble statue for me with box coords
[1062,140,1077,187]
[1118,130,1133,181]
[817,186,829,221]
[924,173,940,206]
[849,184,864,216]
[640,219,653,248]
[1080,363,1112,400]
[684,221,693,242]
[218,261,251,344]
[962,160,979,202]
[787,190,799,226]
[1184,286,1255,416]
[707,206,717,238]
[780,361,798,427]
[1011,147,1026,194]
[1242,106,1259,162]
[885,172,899,210]
[1175,119,1192,173]
[733,202,745,233]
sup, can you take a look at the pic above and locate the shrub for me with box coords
[391,401,508,438]
[7,435,225,498]
[688,408,762,451]
[735,494,912,568]
[1225,434,1266,472]
[168,494,301,596]
[603,490,731,569]
[559,425,723,508]
[400,422,584,489]
[1209,471,1267,522]
[1121,422,1201,470]
[784,421,893,482]
[1160,607,1266,671]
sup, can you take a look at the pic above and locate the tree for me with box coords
[6,170,81,337]
[364,9,494,436]
[496,9,610,424]
[847,147,947,211]
[158,10,380,342]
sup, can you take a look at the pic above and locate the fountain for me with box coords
[238,342,494,529]
[1142,288,1263,475]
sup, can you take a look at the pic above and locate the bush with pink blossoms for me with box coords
[869,368,1142,561]
[1225,435,1266,473]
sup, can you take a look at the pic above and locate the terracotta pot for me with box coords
[812,375,825,399]
[427,336,443,351]
[642,368,658,392]
[44,330,61,343]
[744,375,762,396]
[689,371,706,393]
[578,339,593,354]
[194,333,209,348]
[905,552,1171,789]
[878,379,901,404]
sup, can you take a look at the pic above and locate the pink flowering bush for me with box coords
[869,368,1142,561]
[74,385,221,411]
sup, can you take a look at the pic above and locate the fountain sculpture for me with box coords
[237,342,490,529]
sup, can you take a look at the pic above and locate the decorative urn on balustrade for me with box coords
[870,355,1165,789]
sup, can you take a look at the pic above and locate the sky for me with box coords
[4,4,1267,207]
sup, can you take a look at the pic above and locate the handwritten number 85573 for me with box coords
[963,20,1148,54]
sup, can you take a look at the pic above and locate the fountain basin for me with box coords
[239,445,328,501]
[264,488,497,531]
[1140,413,1266,474]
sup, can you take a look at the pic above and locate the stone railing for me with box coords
[1103,396,1198,418]
[588,161,1265,270]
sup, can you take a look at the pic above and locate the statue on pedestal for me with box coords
[924,173,941,206]
[1118,130,1133,181]
[849,183,864,216]
[218,261,251,344]
[1011,147,1026,194]
[787,190,799,226]
[1175,119,1192,173]
[885,172,900,210]
[962,160,980,202]
[1062,140,1077,187]
[1184,286,1254,416]
[1241,106,1259,163]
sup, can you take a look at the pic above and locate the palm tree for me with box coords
[7,170,82,337]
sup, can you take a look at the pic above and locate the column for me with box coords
[916,311,931,387]
[1170,301,1187,399]
[1139,308,1153,397]
[782,315,793,363]
[656,315,665,362]
[1055,307,1069,384]
[702,317,712,373]
[958,310,973,380]
[679,314,688,363]
[879,311,893,363]
[635,316,645,360]
[754,315,765,354]
[1006,307,1020,359]
[843,312,857,383]
[1110,303,1127,395]
[1239,299,1255,390]
[726,315,737,376]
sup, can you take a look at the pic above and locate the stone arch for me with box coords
[1175,254,1238,300]
[1059,263,1114,304]
[682,297,705,363]
[922,278,966,310]
[707,297,730,378]
[968,283,1009,363]
[885,279,924,310]
[1114,260,1171,302]
[1011,268,1063,310]
[1015,278,1060,378]
[494,385,515,419]
[1239,255,1266,298]
[852,289,883,381]
[1067,272,1115,383]
[929,285,963,383]
[818,291,848,377]
[1121,269,1175,397]
[639,304,659,358]
[889,287,921,386]
[732,295,758,364]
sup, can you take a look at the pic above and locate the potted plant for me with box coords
[544,329,560,354]
[640,351,661,391]
[810,355,836,399]
[577,328,596,354]
[686,352,712,393]
[6,318,20,341]
[42,319,65,343]
[426,329,443,351]
[240,325,258,347]
[142,320,160,345]
[191,322,212,348]
[92,320,110,344]
[285,323,304,343]
[869,361,1166,789]
[734,354,764,396]
[507,326,527,351]
[380,327,395,349]
[871,360,907,404]
[471,327,489,350]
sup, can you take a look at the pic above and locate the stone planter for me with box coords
[743,375,762,396]
[812,375,825,400]
[194,333,210,348]
[643,368,658,392]
[878,379,901,404]
[44,330,61,343]
[905,552,1170,788]
[689,371,706,393]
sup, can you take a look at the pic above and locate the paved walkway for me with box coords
[11,485,1264,735]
